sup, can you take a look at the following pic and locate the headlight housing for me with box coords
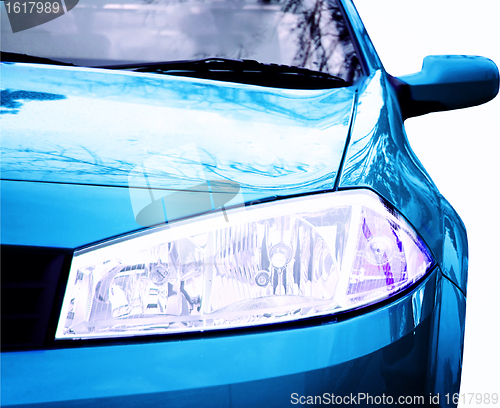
[56,189,434,340]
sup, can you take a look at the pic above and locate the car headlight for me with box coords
[56,189,434,340]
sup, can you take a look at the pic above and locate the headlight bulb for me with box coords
[149,264,169,285]
[270,243,292,269]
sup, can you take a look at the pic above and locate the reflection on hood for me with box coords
[2,63,356,199]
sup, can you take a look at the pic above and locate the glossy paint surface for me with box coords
[0,180,141,248]
[338,0,381,73]
[398,55,499,118]
[428,272,467,405]
[1,63,354,194]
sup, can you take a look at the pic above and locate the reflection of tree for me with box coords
[135,0,361,81]
[1,146,135,178]
[281,0,361,81]
[1,90,67,115]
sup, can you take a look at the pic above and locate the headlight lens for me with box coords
[56,189,434,340]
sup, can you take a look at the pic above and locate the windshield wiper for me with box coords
[0,51,76,67]
[0,53,349,89]
[101,58,349,89]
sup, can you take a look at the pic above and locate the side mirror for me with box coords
[390,55,499,120]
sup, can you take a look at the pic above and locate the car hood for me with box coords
[1,63,355,191]
[1,63,356,248]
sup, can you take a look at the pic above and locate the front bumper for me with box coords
[1,267,465,407]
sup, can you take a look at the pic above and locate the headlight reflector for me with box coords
[56,189,434,340]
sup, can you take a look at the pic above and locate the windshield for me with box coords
[1,0,362,82]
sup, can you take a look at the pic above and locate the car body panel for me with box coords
[2,268,448,407]
[338,0,382,73]
[0,180,141,248]
[440,199,468,294]
[427,272,467,406]
[1,63,354,192]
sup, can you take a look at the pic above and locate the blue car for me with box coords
[1,0,499,406]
